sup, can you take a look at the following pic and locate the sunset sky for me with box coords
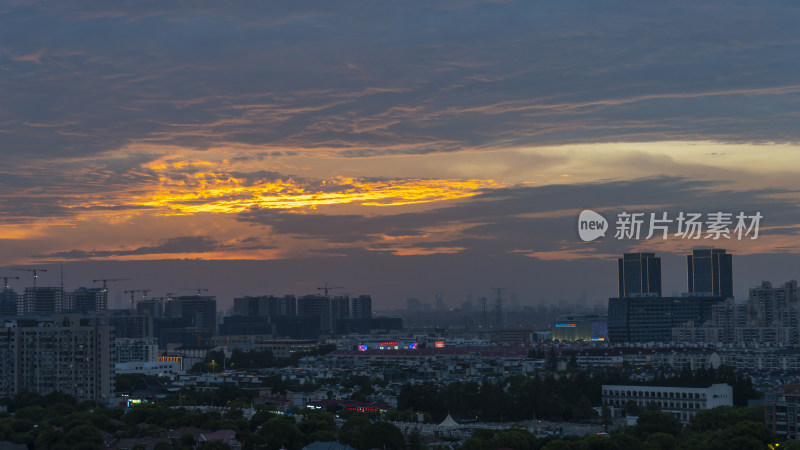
[2,1,799,309]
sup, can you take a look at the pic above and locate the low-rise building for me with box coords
[602,383,733,423]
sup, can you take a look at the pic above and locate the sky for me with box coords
[1,1,799,310]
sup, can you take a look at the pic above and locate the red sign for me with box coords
[434,340,446,348]
[380,342,398,347]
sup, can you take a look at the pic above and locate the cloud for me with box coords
[38,235,275,259]
[1,1,800,160]
[238,176,800,258]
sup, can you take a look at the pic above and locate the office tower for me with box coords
[618,252,662,297]
[607,295,724,343]
[687,248,733,298]
[171,295,217,333]
[70,287,108,314]
[0,314,115,402]
[0,289,18,317]
[331,295,350,321]
[351,295,372,319]
[20,287,64,315]
[297,295,331,333]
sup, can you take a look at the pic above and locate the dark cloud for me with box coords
[38,235,275,259]
[1,1,800,158]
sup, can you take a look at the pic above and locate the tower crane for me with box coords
[179,288,209,296]
[12,268,47,290]
[92,278,130,290]
[317,282,343,297]
[124,290,143,310]
[0,276,19,291]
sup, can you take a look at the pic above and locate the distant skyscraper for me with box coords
[406,298,421,312]
[618,252,662,297]
[351,295,372,319]
[435,293,444,311]
[687,248,733,298]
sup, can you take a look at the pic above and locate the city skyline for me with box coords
[2,2,800,308]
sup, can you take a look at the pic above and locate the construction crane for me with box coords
[124,290,144,310]
[92,278,130,290]
[12,268,48,290]
[317,282,343,297]
[1,276,19,291]
[180,288,209,296]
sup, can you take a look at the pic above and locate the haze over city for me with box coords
[2,1,800,308]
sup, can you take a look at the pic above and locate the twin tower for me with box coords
[618,249,733,299]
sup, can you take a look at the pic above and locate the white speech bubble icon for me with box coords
[578,210,608,241]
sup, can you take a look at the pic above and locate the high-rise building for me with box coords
[618,252,662,297]
[114,338,159,364]
[109,310,154,339]
[69,287,108,314]
[351,295,372,319]
[435,293,445,311]
[0,314,115,402]
[137,298,163,317]
[331,296,350,321]
[748,280,799,327]
[233,295,296,317]
[170,295,217,333]
[687,248,733,298]
[297,295,331,333]
[0,289,18,317]
[607,295,725,343]
[20,287,65,315]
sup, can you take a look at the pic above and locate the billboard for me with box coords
[434,340,446,348]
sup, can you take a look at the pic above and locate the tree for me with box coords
[601,405,612,425]
[643,432,676,450]
[633,411,681,439]
[491,427,535,450]
[258,416,305,450]
[362,422,405,450]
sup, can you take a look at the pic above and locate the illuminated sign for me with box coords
[126,399,148,408]
[380,342,398,347]
[434,340,446,348]
[555,323,577,328]
[358,344,367,351]
[158,355,183,371]
[408,342,418,349]
[590,338,605,341]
